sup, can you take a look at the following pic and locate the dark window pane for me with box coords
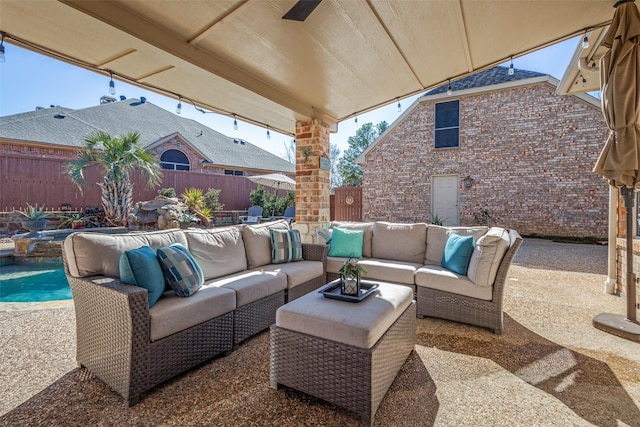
[234,170,243,176]
[160,162,174,170]
[160,149,189,164]
[435,100,459,129]
[224,170,234,175]
[435,128,459,148]
[176,164,190,171]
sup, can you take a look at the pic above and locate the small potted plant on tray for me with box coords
[339,257,367,296]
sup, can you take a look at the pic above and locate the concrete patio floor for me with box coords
[0,238,638,426]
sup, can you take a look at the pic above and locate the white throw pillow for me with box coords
[467,227,510,287]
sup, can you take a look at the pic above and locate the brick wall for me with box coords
[362,82,610,237]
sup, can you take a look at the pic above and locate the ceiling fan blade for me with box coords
[282,0,323,21]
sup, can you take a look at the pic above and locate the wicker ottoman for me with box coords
[270,282,415,425]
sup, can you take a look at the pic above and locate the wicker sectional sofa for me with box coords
[321,221,522,334]
[61,219,327,406]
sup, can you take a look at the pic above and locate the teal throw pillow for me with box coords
[119,245,166,308]
[441,233,475,275]
[271,229,303,264]
[157,243,204,297]
[328,227,364,258]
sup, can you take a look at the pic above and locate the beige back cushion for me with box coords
[425,225,489,265]
[331,221,374,258]
[467,227,511,287]
[239,220,290,269]
[184,227,247,280]
[371,222,428,264]
[64,230,188,278]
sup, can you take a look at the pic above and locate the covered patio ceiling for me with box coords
[0,0,615,136]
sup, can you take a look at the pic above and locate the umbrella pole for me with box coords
[593,186,640,341]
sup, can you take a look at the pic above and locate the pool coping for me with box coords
[0,300,73,312]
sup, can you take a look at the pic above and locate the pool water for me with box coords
[0,263,72,302]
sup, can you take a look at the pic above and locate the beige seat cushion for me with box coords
[260,260,324,289]
[276,282,413,349]
[467,227,511,287]
[415,265,492,300]
[184,227,247,280]
[64,229,187,278]
[425,225,489,266]
[331,221,375,257]
[371,222,428,264]
[239,220,289,269]
[149,286,236,342]
[206,269,287,307]
[358,258,422,285]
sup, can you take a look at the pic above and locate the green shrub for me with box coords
[204,188,224,212]
[158,187,176,198]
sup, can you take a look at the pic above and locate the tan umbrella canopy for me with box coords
[247,173,296,192]
[594,0,640,187]
[593,0,640,341]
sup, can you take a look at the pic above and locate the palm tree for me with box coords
[64,131,162,226]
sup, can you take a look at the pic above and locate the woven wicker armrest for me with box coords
[66,274,151,404]
[302,243,328,262]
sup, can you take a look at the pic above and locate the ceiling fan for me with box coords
[282,0,323,21]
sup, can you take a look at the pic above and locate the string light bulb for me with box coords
[233,114,238,130]
[266,127,271,140]
[0,33,5,63]
[355,116,358,126]
[447,80,452,96]
[108,71,116,95]
[175,96,182,114]
[582,31,590,49]
[582,75,587,87]
[397,98,401,112]
[508,57,515,76]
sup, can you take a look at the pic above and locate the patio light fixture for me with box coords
[508,57,515,75]
[233,114,238,130]
[463,175,474,188]
[447,80,452,96]
[582,31,590,49]
[0,32,5,63]
[108,71,116,95]
[175,96,182,114]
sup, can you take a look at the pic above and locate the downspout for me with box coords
[605,186,617,294]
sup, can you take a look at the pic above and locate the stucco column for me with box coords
[292,119,331,243]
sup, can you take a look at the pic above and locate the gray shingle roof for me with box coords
[0,99,294,173]
[427,66,547,95]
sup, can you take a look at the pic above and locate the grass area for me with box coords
[524,234,606,245]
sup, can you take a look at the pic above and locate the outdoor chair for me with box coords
[241,205,263,224]
[283,206,295,224]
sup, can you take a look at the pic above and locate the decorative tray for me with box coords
[320,279,379,303]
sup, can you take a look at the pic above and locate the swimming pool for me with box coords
[0,263,71,302]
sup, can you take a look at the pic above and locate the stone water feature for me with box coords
[127,196,188,231]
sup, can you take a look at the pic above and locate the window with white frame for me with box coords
[434,100,460,149]
[160,149,190,171]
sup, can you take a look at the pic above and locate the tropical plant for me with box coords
[177,211,199,223]
[14,203,52,220]
[430,212,447,226]
[64,131,162,226]
[181,188,204,210]
[199,207,213,221]
[58,212,97,229]
[204,188,224,212]
[158,187,177,198]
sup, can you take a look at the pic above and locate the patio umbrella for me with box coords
[593,0,640,341]
[247,173,296,216]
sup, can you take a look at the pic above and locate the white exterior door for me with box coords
[432,175,459,226]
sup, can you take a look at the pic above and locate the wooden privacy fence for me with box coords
[0,154,259,211]
[333,187,363,221]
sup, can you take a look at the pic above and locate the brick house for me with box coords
[0,97,294,210]
[357,66,610,238]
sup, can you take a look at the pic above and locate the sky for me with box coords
[0,36,581,160]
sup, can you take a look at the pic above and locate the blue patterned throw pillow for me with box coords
[156,243,204,297]
[271,229,303,264]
